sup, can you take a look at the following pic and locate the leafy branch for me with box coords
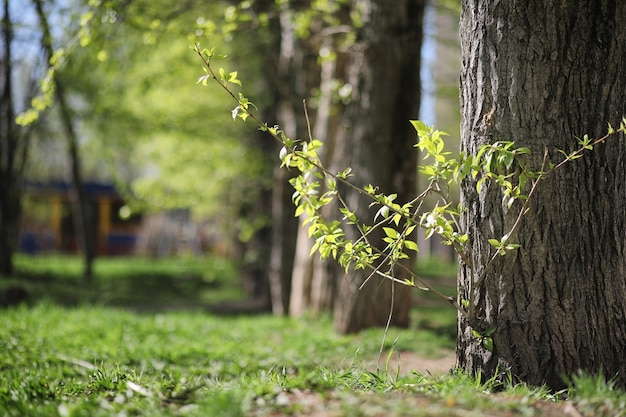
[17,2,104,126]
[194,44,626,328]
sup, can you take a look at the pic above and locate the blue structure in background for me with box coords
[18,181,141,256]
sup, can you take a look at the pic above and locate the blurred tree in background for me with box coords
[4,0,270,292]
[5,0,442,332]
[1,0,47,276]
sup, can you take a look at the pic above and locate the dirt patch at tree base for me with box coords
[252,387,584,417]
[250,352,586,417]
[365,350,456,376]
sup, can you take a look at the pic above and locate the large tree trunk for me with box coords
[458,1,626,389]
[331,0,425,333]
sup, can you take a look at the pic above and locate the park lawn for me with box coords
[7,254,245,309]
[1,255,625,416]
[4,304,625,417]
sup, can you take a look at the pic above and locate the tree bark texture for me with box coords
[331,0,425,333]
[458,0,626,389]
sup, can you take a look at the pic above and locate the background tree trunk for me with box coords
[260,0,425,328]
[289,7,350,317]
[34,0,95,282]
[267,2,320,315]
[0,0,31,277]
[0,0,19,276]
[458,1,626,389]
[330,0,425,333]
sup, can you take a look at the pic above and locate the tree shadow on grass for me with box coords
[0,271,260,314]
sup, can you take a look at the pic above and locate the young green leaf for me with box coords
[488,239,501,248]
[404,240,419,252]
[228,71,241,86]
[483,337,494,351]
[383,227,398,239]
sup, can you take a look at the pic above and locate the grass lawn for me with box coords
[1,255,624,416]
[5,254,245,310]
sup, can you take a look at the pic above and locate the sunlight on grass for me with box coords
[0,304,355,416]
[2,303,621,416]
[2,256,624,416]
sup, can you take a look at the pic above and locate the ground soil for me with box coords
[366,350,456,376]
[252,351,587,417]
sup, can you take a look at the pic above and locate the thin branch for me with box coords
[376,273,395,374]
[469,127,624,317]
[196,43,624,325]
[196,45,413,217]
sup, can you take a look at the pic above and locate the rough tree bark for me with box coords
[331,0,425,333]
[458,1,626,389]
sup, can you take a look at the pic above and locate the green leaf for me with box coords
[483,326,497,337]
[404,240,419,252]
[410,119,429,135]
[476,178,485,193]
[310,240,321,256]
[383,227,398,239]
[364,184,377,195]
[483,337,494,352]
[488,239,501,248]
[419,165,436,177]
[228,71,241,86]
[503,152,514,169]
[456,233,469,244]
[337,167,352,179]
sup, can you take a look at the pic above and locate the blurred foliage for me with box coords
[26,0,272,227]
